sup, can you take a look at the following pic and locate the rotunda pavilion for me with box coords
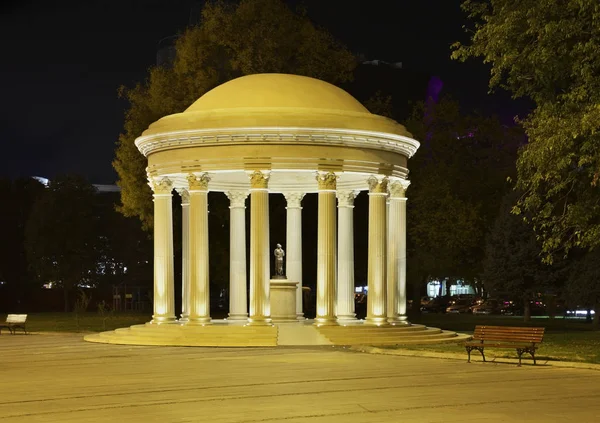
[86,74,463,347]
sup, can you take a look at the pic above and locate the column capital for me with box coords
[226,190,249,208]
[152,177,173,195]
[367,176,389,194]
[283,192,305,208]
[187,173,210,191]
[248,170,270,189]
[337,190,359,207]
[176,188,190,205]
[389,179,410,198]
[316,172,337,190]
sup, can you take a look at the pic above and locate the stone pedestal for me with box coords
[270,279,299,322]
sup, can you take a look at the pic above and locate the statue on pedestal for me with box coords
[273,243,285,278]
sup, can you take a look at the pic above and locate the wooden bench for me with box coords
[0,314,28,335]
[465,325,544,366]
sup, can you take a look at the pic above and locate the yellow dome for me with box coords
[185,73,369,114]
[141,73,414,140]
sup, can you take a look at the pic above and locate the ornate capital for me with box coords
[284,192,305,208]
[152,177,173,195]
[337,190,358,207]
[187,173,210,191]
[367,176,389,194]
[226,190,249,208]
[389,179,410,198]
[177,188,190,204]
[249,170,270,189]
[316,172,337,190]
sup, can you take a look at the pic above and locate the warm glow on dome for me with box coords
[185,73,370,114]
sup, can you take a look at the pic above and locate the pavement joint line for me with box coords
[352,345,600,371]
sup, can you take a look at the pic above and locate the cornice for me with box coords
[135,127,420,159]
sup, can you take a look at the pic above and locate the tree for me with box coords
[94,191,152,291]
[113,0,357,229]
[452,0,600,262]
[483,190,563,321]
[0,177,45,310]
[405,97,520,302]
[25,175,101,312]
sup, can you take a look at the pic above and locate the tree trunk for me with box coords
[523,301,531,323]
[63,287,70,313]
[593,300,600,330]
[546,296,556,320]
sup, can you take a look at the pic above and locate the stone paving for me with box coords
[1,333,600,422]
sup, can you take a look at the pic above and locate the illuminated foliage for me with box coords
[452,0,600,261]
[114,0,357,229]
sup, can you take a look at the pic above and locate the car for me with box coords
[446,299,473,314]
[421,296,452,313]
[500,300,522,316]
[471,299,500,315]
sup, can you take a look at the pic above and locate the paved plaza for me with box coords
[1,333,600,422]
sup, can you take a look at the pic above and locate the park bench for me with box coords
[0,314,28,335]
[465,325,544,366]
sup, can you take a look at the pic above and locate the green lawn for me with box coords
[392,313,600,364]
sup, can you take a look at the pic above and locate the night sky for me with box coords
[0,0,531,184]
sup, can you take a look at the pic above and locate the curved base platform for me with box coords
[84,320,469,347]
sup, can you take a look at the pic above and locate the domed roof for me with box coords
[185,73,370,114]
[135,73,420,192]
[140,73,414,141]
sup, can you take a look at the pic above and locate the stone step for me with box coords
[318,327,443,337]
[84,322,464,347]
[318,327,433,335]
[88,328,278,347]
[127,324,277,337]
[86,332,277,347]
[323,326,429,333]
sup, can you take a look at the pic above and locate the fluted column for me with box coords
[389,179,410,322]
[178,189,190,322]
[336,190,358,322]
[315,172,337,326]
[386,196,395,323]
[248,171,271,325]
[284,192,305,319]
[366,176,388,325]
[226,190,249,320]
[187,173,211,325]
[151,177,176,324]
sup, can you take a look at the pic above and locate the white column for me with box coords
[248,171,271,325]
[187,173,211,325]
[336,190,358,322]
[178,189,190,322]
[151,177,176,324]
[226,190,249,320]
[284,192,305,319]
[389,180,410,322]
[366,176,388,326]
[315,172,337,326]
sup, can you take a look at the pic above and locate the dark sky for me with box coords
[0,0,530,184]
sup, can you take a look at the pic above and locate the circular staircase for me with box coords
[84,321,469,347]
